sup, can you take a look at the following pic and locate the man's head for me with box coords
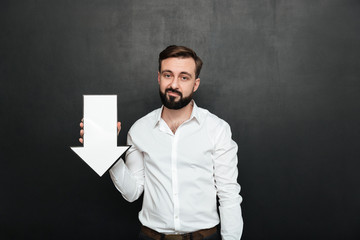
[159,45,203,79]
[158,45,203,110]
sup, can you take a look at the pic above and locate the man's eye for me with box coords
[164,74,171,78]
[181,76,189,80]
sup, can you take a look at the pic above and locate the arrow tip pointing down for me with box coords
[70,146,130,177]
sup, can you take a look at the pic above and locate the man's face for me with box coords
[158,57,200,109]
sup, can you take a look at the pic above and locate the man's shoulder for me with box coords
[197,106,230,129]
[128,107,161,133]
[197,106,234,145]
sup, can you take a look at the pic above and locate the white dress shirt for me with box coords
[109,102,243,239]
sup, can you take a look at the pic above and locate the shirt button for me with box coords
[175,216,178,219]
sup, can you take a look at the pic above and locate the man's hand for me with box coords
[78,119,121,144]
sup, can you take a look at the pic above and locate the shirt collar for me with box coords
[189,101,202,124]
[153,100,202,128]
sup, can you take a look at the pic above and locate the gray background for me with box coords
[1,0,359,239]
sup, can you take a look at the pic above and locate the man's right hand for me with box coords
[78,119,121,144]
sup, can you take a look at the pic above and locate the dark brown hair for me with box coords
[158,45,203,78]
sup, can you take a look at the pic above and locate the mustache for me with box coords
[165,88,182,97]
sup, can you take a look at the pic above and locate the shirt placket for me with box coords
[171,130,181,231]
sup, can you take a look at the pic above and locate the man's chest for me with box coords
[135,126,215,174]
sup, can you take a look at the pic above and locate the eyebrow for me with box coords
[161,70,193,78]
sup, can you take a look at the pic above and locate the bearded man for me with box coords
[80,45,243,240]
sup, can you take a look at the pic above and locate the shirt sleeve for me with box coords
[109,132,144,202]
[213,121,243,240]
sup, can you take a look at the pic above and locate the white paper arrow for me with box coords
[70,95,130,177]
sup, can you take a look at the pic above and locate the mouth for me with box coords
[167,91,180,97]
[166,89,182,98]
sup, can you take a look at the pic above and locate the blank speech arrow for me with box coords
[70,95,130,177]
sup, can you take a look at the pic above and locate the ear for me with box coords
[157,72,161,85]
[193,78,200,92]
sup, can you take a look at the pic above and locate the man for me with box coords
[79,45,243,239]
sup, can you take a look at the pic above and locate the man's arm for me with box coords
[79,120,144,202]
[109,132,144,202]
[213,121,243,240]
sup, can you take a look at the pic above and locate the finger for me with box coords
[80,129,84,137]
[80,122,83,128]
[79,138,83,144]
[117,122,121,135]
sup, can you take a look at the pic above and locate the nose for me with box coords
[170,76,179,89]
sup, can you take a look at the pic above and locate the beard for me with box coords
[159,87,193,110]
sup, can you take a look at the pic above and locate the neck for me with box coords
[161,101,194,133]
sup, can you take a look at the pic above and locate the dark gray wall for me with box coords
[1,0,359,239]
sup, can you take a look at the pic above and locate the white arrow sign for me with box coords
[70,95,130,177]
